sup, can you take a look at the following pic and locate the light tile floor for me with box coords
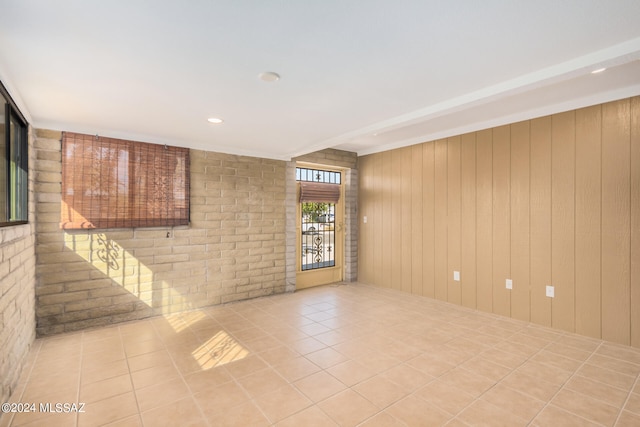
[2,283,640,426]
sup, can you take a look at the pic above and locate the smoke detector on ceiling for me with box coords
[259,72,280,82]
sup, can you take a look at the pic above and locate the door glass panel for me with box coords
[301,201,335,270]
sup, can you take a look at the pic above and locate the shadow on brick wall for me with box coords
[36,230,224,336]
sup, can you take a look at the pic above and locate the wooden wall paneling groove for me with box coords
[382,151,393,288]
[529,117,553,326]
[361,155,369,284]
[476,129,494,313]
[574,105,602,339]
[372,153,384,287]
[357,155,369,284]
[601,99,631,345]
[411,144,424,296]
[434,139,452,301]
[391,150,402,291]
[510,121,531,322]
[434,139,449,301]
[631,96,640,347]
[401,147,413,294]
[461,133,477,309]
[448,136,462,305]
[423,142,436,298]
[492,125,511,317]
[364,155,375,286]
[551,111,576,333]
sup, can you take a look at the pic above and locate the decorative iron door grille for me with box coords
[297,168,341,271]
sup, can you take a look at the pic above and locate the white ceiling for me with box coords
[1,0,640,160]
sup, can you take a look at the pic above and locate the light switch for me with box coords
[363,216,367,223]
[506,279,513,290]
[546,285,554,298]
[453,271,460,282]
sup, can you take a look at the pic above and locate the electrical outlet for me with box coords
[453,271,460,282]
[546,285,554,298]
[506,279,513,290]
[363,216,367,223]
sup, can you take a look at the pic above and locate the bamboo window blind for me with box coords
[61,132,190,229]
[299,182,341,203]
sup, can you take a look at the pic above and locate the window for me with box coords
[0,81,28,227]
[61,132,189,229]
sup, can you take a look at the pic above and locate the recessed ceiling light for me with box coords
[259,72,280,82]
[207,117,224,124]
[591,68,607,74]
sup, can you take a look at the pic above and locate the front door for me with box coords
[296,166,344,289]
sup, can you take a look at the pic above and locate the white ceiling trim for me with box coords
[354,83,640,157]
[289,37,640,159]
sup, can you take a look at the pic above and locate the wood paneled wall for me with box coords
[358,96,640,347]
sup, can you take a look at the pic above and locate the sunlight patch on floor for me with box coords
[192,330,249,370]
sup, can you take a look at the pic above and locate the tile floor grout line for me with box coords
[366,282,635,423]
[612,362,640,426]
[440,327,566,424]
[74,332,84,427]
[3,338,43,427]
[290,317,400,426]
[120,321,148,427]
[526,339,608,426]
[347,314,504,424]
[149,317,213,427]
[222,324,277,426]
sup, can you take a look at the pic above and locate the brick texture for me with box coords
[294,148,357,170]
[344,168,358,282]
[0,128,36,413]
[284,161,297,292]
[34,132,288,336]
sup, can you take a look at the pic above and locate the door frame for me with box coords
[295,162,346,289]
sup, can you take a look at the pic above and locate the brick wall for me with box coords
[344,168,358,282]
[294,148,357,170]
[284,161,297,291]
[0,128,36,411]
[34,130,287,336]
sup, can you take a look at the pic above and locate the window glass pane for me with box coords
[0,82,28,227]
[0,102,6,222]
[9,113,27,221]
